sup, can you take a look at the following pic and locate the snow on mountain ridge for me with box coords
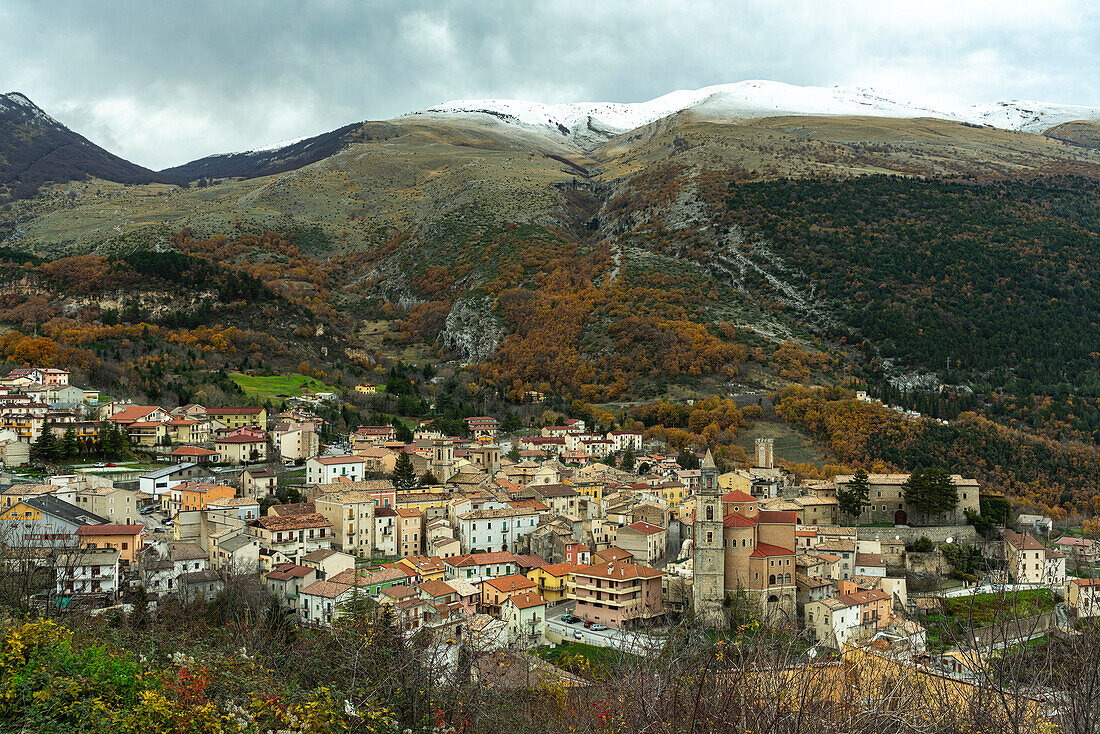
[408,80,1100,148]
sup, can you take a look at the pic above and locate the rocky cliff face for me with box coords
[437,296,502,362]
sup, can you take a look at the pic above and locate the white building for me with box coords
[139,463,214,502]
[500,589,547,644]
[299,580,354,626]
[306,455,367,485]
[276,427,319,462]
[373,507,398,558]
[55,548,121,600]
[456,507,541,554]
[606,431,643,452]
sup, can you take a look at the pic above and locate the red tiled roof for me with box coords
[169,446,219,456]
[251,513,333,531]
[573,560,662,581]
[723,513,757,528]
[76,524,145,535]
[109,406,165,423]
[266,563,314,581]
[447,552,517,567]
[504,589,546,610]
[312,455,365,465]
[750,542,795,558]
[1004,530,1045,551]
[756,510,798,524]
[593,547,632,563]
[625,521,664,535]
[216,435,266,444]
[483,574,536,593]
[722,490,757,503]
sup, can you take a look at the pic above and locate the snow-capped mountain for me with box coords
[409,80,1100,149]
[1,91,159,199]
[0,92,62,126]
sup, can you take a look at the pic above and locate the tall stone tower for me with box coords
[754,438,774,469]
[431,437,455,483]
[693,448,726,625]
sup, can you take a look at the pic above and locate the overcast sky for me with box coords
[2,0,1097,169]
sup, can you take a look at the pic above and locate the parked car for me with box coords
[591,624,608,631]
[153,527,165,533]
[573,630,583,640]
[562,615,582,623]
[583,620,594,628]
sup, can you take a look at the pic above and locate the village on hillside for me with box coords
[0,365,1091,708]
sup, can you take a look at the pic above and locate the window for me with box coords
[706,506,713,521]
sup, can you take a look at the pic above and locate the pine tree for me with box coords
[506,446,521,462]
[620,446,636,472]
[59,426,78,463]
[903,468,932,525]
[420,470,439,486]
[837,469,870,523]
[129,585,151,629]
[32,429,58,463]
[603,452,617,468]
[676,448,700,470]
[391,451,418,490]
[923,467,958,520]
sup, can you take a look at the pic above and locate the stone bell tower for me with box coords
[693,449,726,625]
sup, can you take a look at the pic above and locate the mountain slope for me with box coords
[0,92,161,201]
[410,80,1100,151]
[158,122,365,183]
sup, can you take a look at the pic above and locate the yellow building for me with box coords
[526,562,580,603]
[395,555,445,582]
[205,406,267,430]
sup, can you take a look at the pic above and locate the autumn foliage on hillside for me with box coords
[775,386,1100,517]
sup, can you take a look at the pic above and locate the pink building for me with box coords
[571,560,663,629]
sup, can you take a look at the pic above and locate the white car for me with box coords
[573,630,583,640]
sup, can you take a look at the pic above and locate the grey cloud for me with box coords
[1,0,1096,169]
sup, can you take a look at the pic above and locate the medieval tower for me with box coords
[431,437,456,483]
[693,448,726,625]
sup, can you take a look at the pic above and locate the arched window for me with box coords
[768,595,779,604]
[741,538,746,547]
[706,506,713,521]
[768,574,776,585]
[706,532,713,544]
[784,573,791,585]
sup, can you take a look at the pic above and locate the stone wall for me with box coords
[858,524,979,546]
[906,551,952,576]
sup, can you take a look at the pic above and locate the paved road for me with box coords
[546,618,663,656]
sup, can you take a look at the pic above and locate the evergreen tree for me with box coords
[620,446,636,472]
[391,451,418,490]
[506,446,521,462]
[500,412,522,433]
[390,417,413,443]
[676,448,700,470]
[59,426,79,463]
[923,467,959,519]
[420,470,440,486]
[837,469,870,524]
[129,585,151,630]
[32,429,58,463]
[603,452,617,468]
